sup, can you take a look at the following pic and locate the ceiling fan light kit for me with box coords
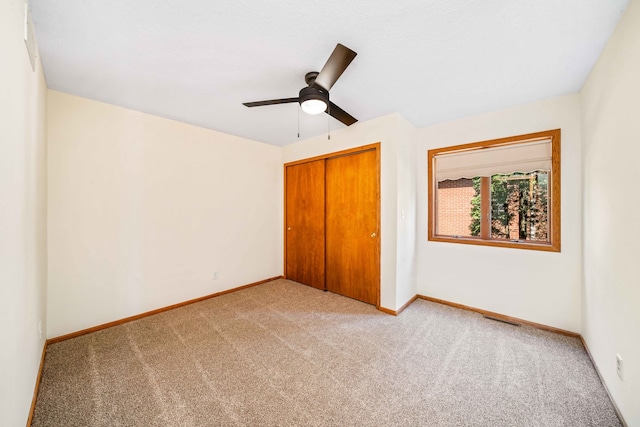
[299,86,328,115]
[243,43,358,126]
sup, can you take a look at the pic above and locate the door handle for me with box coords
[371,232,376,238]
[287,227,291,231]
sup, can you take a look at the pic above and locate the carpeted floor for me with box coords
[32,279,621,426]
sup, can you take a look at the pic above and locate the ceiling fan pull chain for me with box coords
[327,104,331,140]
[297,104,300,138]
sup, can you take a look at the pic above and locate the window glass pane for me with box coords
[490,171,549,242]
[436,178,478,238]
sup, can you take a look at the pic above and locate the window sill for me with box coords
[429,235,560,252]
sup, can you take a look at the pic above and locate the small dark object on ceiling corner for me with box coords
[483,315,521,327]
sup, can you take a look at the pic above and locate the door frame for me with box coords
[283,142,381,307]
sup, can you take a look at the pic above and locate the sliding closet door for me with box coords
[325,149,379,305]
[285,160,325,290]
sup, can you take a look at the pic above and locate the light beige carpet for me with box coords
[32,279,621,426]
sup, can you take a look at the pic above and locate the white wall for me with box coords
[416,94,583,332]
[47,91,282,338]
[581,0,640,424]
[282,114,417,311]
[395,117,418,307]
[0,0,48,425]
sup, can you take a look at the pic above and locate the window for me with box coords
[428,129,560,252]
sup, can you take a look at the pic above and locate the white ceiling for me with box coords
[29,0,628,147]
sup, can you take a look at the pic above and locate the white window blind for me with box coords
[434,139,552,181]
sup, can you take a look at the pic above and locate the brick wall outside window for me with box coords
[436,179,475,236]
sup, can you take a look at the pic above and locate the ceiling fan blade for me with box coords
[314,43,357,91]
[243,97,299,107]
[327,101,357,126]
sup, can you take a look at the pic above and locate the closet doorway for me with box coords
[284,143,380,306]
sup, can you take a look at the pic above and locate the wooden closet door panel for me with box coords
[325,149,379,305]
[285,160,325,290]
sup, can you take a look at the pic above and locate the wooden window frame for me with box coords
[428,129,561,252]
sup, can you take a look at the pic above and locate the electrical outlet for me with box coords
[213,271,219,280]
[616,354,623,380]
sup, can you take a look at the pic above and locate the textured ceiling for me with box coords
[30,0,628,146]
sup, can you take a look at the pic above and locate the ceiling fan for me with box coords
[243,43,358,126]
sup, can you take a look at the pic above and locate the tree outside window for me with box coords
[469,172,548,241]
